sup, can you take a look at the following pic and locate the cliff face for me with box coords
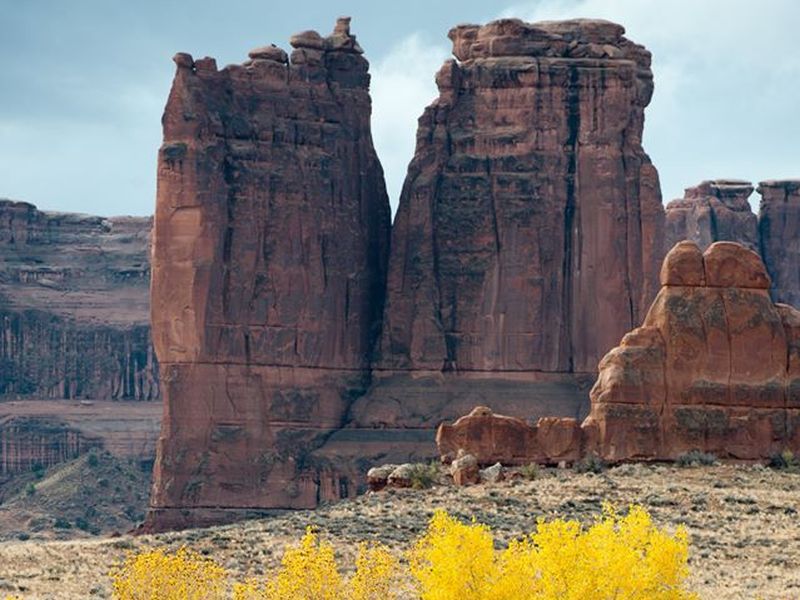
[147,18,391,529]
[0,200,157,400]
[758,180,800,307]
[586,241,800,460]
[351,18,664,430]
[664,180,758,252]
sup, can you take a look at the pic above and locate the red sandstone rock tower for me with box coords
[352,19,664,429]
[664,180,758,252]
[758,180,800,307]
[146,18,391,530]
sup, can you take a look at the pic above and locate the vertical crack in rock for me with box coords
[562,64,580,373]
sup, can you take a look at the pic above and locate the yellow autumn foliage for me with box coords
[110,546,227,600]
[409,504,697,600]
[264,526,342,600]
[110,504,696,600]
[350,542,400,600]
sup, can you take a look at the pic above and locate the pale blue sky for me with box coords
[0,0,797,216]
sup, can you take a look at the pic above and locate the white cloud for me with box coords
[370,34,450,215]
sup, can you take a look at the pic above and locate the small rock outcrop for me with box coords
[147,18,391,530]
[436,406,581,465]
[585,241,800,461]
[0,200,156,400]
[664,180,758,252]
[758,180,800,307]
[449,452,479,486]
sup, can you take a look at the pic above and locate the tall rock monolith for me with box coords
[146,18,391,530]
[351,18,665,432]
[758,180,800,307]
[664,179,758,252]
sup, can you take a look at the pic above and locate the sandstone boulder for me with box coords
[436,406,581,466]
[479,462,504,484]
[586,241,800,461]
[366,464,399,491]
[450,452,479,486]
[386,464,416,489]
[248,44,288,63]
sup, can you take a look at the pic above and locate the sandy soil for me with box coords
[0,463,798,599]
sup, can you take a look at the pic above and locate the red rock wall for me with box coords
[147,18,391,530]
[585,241,800,461]
[349,18,663,432]
[758,180,800,307]
[379,19,663,376]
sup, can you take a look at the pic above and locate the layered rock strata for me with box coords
[0,401,161,478]
[585,241,800,460]
[353,17,664,428]
[664,180,758,252]
[0,200,157,400]
[147,18,391,530]
[758,180,800,307]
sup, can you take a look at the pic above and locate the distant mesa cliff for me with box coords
[665,180,759,252]
[0,200,157,400]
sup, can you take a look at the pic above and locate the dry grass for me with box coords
[0,464,798,599]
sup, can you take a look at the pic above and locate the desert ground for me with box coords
[0,462,797,599]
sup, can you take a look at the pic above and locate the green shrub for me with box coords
[768,449,800,471]
[87,450,100,468]
[518,463,539,480]
[676,451,718,467]
[407,463,439,490]
[574,454,607,474]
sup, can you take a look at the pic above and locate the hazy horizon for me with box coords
[1,0,797,217]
